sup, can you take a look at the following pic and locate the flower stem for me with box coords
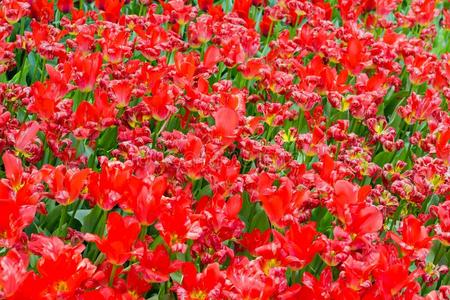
[109,264,118,287]
[57,205,68,237]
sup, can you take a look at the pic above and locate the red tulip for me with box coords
[129,176,167,226]
[43,165,90,206]
[257,173,292,228]
[2,152,24,191]
[156,205,202,253]
[1,0,30,24]
[283,222,325,269]
[138,245,182,283]
[73,52,102,92]
[25,234,96,298]
[84,212,140,265]
[0,249,29,298]
[0,199,36,248]
[214,106,239,142]
[174,262,225,300]
[57,0,73,13]
[388,215,432,257]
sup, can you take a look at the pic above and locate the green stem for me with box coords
[69,199,83,228]
[179,23,186,40]
[139,225,148,241]
[200,42,207,60]
[57,205,68,237]
[85,208,107,260]
[96,209,107,235]
[291,14,301,37]
[109,264,119,287]
[40,58,47,82]
[264,124,276,141]
[247,202,257,231]
[158,281,167,298]
[263,21,274,53]
[349,118,358,133]
[242,160,253,174]
[297,109,304,133]
[157,116,171,137]
[390,200,405,230]
[304,154,313,166]
[433,242,445,265]
[138,2,145,16]
[94,253,105,265]
[17,51,27,85]
[152,120,163,148]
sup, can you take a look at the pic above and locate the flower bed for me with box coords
[0,0,449,299]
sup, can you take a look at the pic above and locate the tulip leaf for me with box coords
[170,271,183,283]
[311,206,334,235]
[41,205,68,233]
[81,205,105,234]
[239,193,252,226]
[373,151,395,167]
[249,208,270,231]
[96,126,118,152]
[10,61,30,85]
[74,209,92,225]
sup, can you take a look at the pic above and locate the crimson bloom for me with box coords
[143,82,176,121]
[73,51,103,92]
[174,262,225,300]
[57,0,73,13]
[110,80,133,108]
[398,89,442,124]
[155,205,202,253]
[1,0,30,24]
[0,249,30,298]
[42,165,90,206]
[24,234,96,299]
[333,180,383,235]
[13,121,40,158]
[87,160,133,210]
[214,106,239,143]
[85,212,140,265]
[430,201,450,245]
[198,0,213,10]
[257,173,295,228]
[2,151,24,191]
[1,0,449,298]
[128,176,167,226]
[388,215,432,259]
[283,222,325,269]
[0,155,37,248]
[137,245,182,283]
[29,0,54,22]
[96,0,124,22]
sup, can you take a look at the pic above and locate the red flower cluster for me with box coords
[0,0,449,299]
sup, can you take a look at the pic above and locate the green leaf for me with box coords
[74,209,92,225]
[388,113,403,130]
[249,208,270,231]
[10,60,30,85]
[81,205,105,234]
[385,90,410,117]
[41,205,67,233]
[96,126,118,152]
[150,235,165,250]
[170,271,183,283]
[373,151,395,167]
[239,193,252,226]
[198,184,212,198]
[311,206,334,234]
[422,195,440,214]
